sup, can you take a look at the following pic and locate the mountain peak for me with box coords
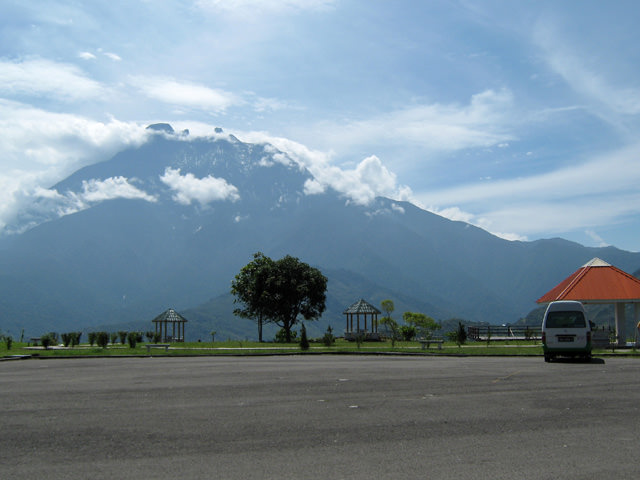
[146,123,175,134]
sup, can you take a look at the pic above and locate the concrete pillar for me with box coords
[615,302,626,346]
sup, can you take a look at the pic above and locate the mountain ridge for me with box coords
[1,124,639,340]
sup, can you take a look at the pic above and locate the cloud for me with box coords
[0,58,104,101]
[78,52,96,60]
[160,167,240,205]
[195,0,337,14]
[534,20,640,118]
[0,100,149,231]
[5,177,157,234]
[78,177,156,203]
[241,131,413,205]
[303,89,515,159]
[130,76,240,112]
[103,52,122,61]
[418,141,640,240]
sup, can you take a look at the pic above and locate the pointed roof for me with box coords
[537,258,640,304]
[343,299,381,314]
[152,308,188,323]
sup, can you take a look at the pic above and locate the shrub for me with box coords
[145,331,155,342]
[41,334,52,350]
[118,331,128,345]
[127,331,138,349]
[300,324,310,351]
[400,325,416,341]
[61,333,71,347]
[275,328,297,343]
[96,332,109,349]
[88,332,97,346]
[72,332,82,346]
[110,332,118,345]
[322,326,335,347]
[153,332,162,343]
[5,336,13,350]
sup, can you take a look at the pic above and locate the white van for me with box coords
[541,301,592,362]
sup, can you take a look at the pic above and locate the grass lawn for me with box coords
[1,338,638,358]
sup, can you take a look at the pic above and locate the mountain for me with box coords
[1,124,639,341]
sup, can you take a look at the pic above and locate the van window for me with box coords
[546,311,586,328]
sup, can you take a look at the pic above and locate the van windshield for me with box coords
[546,311,586,328]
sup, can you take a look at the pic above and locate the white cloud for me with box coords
[240,131,413,205]
[534,21,640,117]
[131,76,240,112]
[78,52,96,60]
[195,0,336,14]
[419,142,640,241]
[0,100,149,231]
[160,167,240,205]
[302,89,515,160]
[103,52,122,61]
[79,177,156,203]
[0,58,104,101]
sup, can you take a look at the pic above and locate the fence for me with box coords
[467,325,541,341]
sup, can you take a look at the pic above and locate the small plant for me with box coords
[72,332,82,346]
[118,331,128,345]
[61,333,71,347]
[153,332,162,343]
[88,332,97,346]
[322,326,335,347]
[486,327,492,346]
[524,327,533,341]
[5,336,13,350]
[110,332,118,345]
[96,332,109,349]
[300,323,310,351]
[210,331,217,343]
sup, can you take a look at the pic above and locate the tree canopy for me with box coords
[231,252,327,342]
[230,252,275,342]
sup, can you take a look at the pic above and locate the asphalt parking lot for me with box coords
[2,355,639,479]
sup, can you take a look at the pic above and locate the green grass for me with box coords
[1,339,638,358]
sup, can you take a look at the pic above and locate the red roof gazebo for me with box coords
[537,258,640,345]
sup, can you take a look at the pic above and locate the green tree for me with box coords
[403,312,441,340]
[299,323,310,351]
[447,321,467,347]
[380,300,399,346]
[267,255,327,343]
[231,252,276,342]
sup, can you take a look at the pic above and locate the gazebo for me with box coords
[536,258,640,346]
[344,299,381,341]
[152,308,188,343]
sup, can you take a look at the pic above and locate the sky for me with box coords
[2,0,640,251]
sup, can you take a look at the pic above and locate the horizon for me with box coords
[2,1,640,251]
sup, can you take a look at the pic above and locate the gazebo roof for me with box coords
[536,258,640,304]
[343,299,381,314]
[152,308,188,323]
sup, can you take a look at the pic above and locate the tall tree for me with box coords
[268,255,327,342]
[380,299,399,346]
[230,252,276,342]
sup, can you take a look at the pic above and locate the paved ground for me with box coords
[1,355,639,479]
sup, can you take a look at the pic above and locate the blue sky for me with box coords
[2,0,640,251]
